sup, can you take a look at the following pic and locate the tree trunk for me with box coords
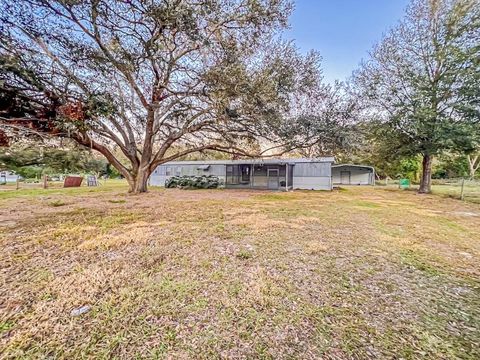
[128,168,150,194]
[467,154,479,180]
[418,154,433,194]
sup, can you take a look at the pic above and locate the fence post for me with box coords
[460,178,465,200]
[16,177,19,190]
[43,175,48,189]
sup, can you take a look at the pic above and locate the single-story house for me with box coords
[332,164,375,185]
[149,157,335,190]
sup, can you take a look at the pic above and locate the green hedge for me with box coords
[165,175,221,189]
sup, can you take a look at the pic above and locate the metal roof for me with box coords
[159,157,335,166]
[332,164,375,171]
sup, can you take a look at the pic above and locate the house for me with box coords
[149,157,335,190]
[332,164,375,185]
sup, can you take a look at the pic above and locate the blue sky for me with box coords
[285,0,410,84]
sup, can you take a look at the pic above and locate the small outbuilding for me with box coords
[0,171,20,183]
[332,164,375,186]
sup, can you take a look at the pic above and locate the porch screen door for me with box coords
[267,169,279,189]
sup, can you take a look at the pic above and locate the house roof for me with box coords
[159,157,335,166]
[332,164,375,171]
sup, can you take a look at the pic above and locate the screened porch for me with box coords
[225,163,293,190]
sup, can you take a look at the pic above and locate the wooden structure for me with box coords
[64,176,83,187]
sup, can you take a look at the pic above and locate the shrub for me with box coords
[165,175,221,189]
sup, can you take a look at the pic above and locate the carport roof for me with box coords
[332,164,374,171]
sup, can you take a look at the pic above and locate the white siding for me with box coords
[293,176,331,190]
[0,173,19,183]
[293,162,331,177]
[153,164,225,177]
[149,175,165,187]
[292,162,332,190]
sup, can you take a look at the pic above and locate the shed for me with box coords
[332,164,375,185]
[149,157,335,191]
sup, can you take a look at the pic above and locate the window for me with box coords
[166,167,172,176]
[226,165,251,185]
[197,164,210,175]
[226,165,238,185]
[175,167,182,176]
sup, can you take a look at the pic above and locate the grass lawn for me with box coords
[431,183,480,204]
[1,183,479,359]
[377,181,480,204]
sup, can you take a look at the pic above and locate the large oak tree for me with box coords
[0,0,321,193]
[353,0,480,193]
[280,82,361,159]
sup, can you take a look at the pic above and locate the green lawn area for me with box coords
[377,181,480,204]
[0,179,127,200]
[431,183,480,204]
[1,184,479,359]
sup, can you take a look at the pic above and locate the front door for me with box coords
[340,171,351,184]
[267,169,279,190]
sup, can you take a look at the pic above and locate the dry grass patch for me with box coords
[0,185,479,359]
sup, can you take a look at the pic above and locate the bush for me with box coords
[165,175,221,189]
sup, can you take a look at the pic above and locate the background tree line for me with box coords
[0,143,115,179]
[350,0,480,191]
[1,0,479,192]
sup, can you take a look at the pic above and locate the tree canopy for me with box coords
[353,0,480,193]
[278,82,361,159]
[0,144,108,178]
[0,0,325,192]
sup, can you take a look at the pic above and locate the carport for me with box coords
[332,164,375,185]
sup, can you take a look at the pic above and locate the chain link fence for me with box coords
[375,178,480,204]
[0,175,104,192]
[431,179,480,204]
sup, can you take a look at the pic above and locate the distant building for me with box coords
[150,158,335,191]
[0,171,20,183]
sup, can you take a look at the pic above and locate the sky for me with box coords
[285,0,411,84]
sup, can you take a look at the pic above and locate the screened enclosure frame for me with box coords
[225,163,293,190]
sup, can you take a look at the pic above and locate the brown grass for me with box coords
[0,184,479,359]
